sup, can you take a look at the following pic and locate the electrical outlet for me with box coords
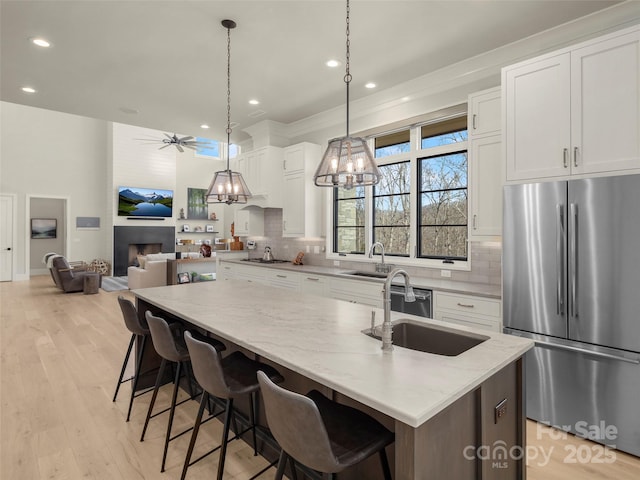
[333,260,340,267]
[441,269,451,278]
[306,245,310,253]
[314,245,320,254]
[495,398,507,424]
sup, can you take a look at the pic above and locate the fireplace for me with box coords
[128,243,162,267]
[113,226,175,276]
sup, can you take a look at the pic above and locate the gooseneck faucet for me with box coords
[368,242,389,273]
[381,268,416,352]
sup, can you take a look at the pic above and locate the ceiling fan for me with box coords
[136,133,211,153]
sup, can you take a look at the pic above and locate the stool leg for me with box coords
[126,333,148,421]
[274,450,287,480]
[249,392,258,456]
[141,357,167,442]
[379,448,392,480]
[180,392,208,480]
[112,333,135,402]
[216,398,234,480]
[161,361,183,472]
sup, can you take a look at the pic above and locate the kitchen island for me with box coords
[134,280,533,480]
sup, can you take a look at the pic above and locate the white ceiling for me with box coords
[0,0,625,144]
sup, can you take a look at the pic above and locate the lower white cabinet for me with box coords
[263,269,300,291]
[433,291,502,332]
[300,274,328,297]
[219,262,266,285]
[329,278,383,308]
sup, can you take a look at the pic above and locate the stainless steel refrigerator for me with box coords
[503,174,640,457]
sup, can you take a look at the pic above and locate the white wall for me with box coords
[0,102,109,279]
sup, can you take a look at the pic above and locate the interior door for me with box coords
[569,175,640,353]
[0,195,14,281]
[503,181,567,337]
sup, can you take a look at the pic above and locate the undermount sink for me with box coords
[363,319,489,356]
[342,270,389,279]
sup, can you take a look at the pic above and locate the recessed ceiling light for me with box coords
[326,59,341,68]
[21,87,36,93]
[249,99,260,105]
[200,124,210,129]
[365,82,377,89]
[31,37,50,48]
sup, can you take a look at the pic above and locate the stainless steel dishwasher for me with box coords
[390,286,432,318]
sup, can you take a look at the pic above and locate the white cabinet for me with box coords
[300,274,328,297]
[263,269,300,291]
[234,207,264,236]
[282,143,323,238]
[233,146,284,207]
[219,262,267,285]
[329,278,383,308]
[504,26,640,181]
[433,291,501,332]
[469,87,501,136]
[468,87,502,240]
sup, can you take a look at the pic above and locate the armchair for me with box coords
[50,256,98,293]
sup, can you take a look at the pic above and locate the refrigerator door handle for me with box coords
[536,340,640,365]
[556,204,565,315]
[570,203,578,318]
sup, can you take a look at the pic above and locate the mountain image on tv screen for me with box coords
[118,187,173,217]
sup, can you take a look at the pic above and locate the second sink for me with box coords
[363,319,489,356]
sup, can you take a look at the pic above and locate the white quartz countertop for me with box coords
[221,258,501,298]
[134,281,531,427]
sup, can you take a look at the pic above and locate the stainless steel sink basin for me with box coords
[363,319,489,356]
[342,270,389,279]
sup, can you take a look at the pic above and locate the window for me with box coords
[195,137,220,158]
[334,185,365,254]
[373,162,411,256]
[330,109,469,267]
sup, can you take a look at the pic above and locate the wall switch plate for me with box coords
[495,398,507,424]
[333,260,340,267]
[441,269,451,278]
[306,245,310,253]
[314,245,320,254]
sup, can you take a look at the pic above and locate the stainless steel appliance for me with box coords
[391,286,432,318]
[503,174,640,457]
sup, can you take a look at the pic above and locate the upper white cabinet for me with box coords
[503,26,640,182]
[234,207,264,236]
[234,146,284,207]
[282,142,323,238]
[468,87,503,239]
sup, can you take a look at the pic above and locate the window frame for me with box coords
[326,113,471,271]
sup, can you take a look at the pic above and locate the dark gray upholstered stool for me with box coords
[141,312,226,473]
[180,330,284,480]
[258,371,394,480]
[112,296,153,421]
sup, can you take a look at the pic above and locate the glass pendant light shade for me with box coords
[206,169,251,205]
[314,136,380,189]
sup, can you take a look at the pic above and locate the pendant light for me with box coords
[206,19,252,205]
[313,0,381,190]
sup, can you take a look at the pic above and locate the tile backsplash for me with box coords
[246,208,502,286]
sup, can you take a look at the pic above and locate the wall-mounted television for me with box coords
[118,186,173,217]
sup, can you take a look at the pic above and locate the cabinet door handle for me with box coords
[283,160,286,171]
[573,146,579,167]
[563,148,569,168]
[473,214,477,230]
[245,222,248,230]
[472,114,477,130]
[276,274,287,278]
[283,220,287,231]
[306,277,320,281]
[457,302,475,308]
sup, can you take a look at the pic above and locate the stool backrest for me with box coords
[183,331,230,399]
[145,311,183,362]
[257,371,338,472]
[117,296,149,336]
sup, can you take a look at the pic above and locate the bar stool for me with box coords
[112,295,152,421]
[257,371,394,480]
[141,311,226,473]
[181,330,284,480]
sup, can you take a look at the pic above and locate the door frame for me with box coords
[0,194,17,281]
[25,194,70,276]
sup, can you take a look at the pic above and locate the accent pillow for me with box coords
[137,255,147,269]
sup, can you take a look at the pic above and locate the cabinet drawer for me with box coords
[434,312,501,332]
[434,292,500,317]
[264,270,300,291]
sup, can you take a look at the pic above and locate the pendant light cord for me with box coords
[345,0,351,137]
[226,24,232,170]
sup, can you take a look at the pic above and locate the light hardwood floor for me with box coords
[1,276,639,479]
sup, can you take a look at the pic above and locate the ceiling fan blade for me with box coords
[176,145,184,153]
[163,132,173,140]
[159,144,171,150]
[179,136,194,142]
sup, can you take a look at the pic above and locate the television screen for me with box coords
[118,186,173,217]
